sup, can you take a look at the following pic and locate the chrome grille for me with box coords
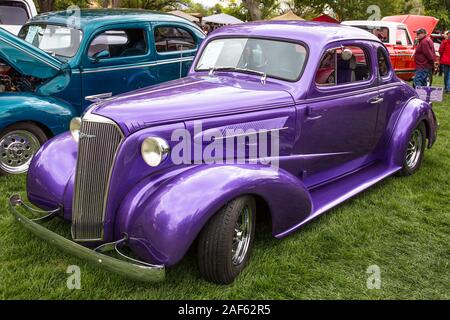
[71,115,123,241]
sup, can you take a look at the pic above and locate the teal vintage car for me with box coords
[0,9,205,175]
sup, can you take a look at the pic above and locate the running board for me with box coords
[275,162,401,238]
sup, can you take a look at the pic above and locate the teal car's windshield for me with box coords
[195,38,307,81]
[18,24,83,58]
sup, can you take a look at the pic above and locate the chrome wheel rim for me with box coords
[0,130,40,174]
[406,128,423,169]
[232,205,252,266]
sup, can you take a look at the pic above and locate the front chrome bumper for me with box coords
[9,194,165,283]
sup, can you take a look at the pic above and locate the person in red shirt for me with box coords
[439,30,450,93]
[413,28,437,88]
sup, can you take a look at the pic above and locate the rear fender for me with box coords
[385,98,436,167]
[115,164,312,266]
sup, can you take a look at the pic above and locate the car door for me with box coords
[80,22,157,109]
[375,45,408,148]
[393,27,415,79]
[151,22,199,83]
[298,41,381,187]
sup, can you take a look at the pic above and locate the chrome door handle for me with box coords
[305,106,323,120]
[370,97,384,104]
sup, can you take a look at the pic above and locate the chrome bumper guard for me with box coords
[9,194,165,283]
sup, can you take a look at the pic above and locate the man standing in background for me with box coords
[439,31,450,93]
[413,28,437,87]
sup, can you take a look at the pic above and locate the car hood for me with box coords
[0,27,66,79]
[382,15,439,40]
[91,75,295,135]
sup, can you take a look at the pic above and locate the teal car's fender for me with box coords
[114,165,312,266]
[0,93,77,135]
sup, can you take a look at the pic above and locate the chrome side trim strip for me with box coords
[391,54,414,57]
[81,56,194,74]
[213,127,289,140]
[303,83,403,104]
[395,69,416,74]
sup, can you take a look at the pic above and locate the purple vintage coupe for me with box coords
[10,21,437,284]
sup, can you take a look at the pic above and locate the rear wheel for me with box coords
[197,195,256,284]
[0,123,47,175]
[397,122,426,177]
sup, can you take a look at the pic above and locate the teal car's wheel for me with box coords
[0,123,47,175]
[197,195,256,284]
[397,122,426,177]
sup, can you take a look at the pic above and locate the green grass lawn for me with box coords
[0,78,449,300]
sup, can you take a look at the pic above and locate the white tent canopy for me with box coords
[169,10,199,23]
[203,13,243,25]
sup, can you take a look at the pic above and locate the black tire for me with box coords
[397,122,427,177]
[0,122,48,176]
[197,195,256,284]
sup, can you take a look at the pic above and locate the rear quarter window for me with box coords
[154,26,196,52]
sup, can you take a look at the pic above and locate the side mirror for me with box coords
[93,50,110,63]
[341,48,353,61]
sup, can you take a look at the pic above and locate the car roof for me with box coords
[27,9,201,31]
[342,20,407,28]
[210,21,382,46]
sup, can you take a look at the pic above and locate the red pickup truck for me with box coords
[343,15,439,81]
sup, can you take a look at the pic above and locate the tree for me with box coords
[422,0,450,30]
[55,0,92,10]
[290,0,407,21]
[34,0,95,12]
[183,0,212,17]
[404,0,425,15]
[239,0,280,21]
[241,0,261,21]
[223,0,248,21]
[34,0,56,12]
[118,0,185,10]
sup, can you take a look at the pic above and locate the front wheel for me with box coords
[197,195,256,284]
[397,122,426,177]
[0,123,47,175]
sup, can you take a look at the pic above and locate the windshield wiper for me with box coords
[209,67,267,84]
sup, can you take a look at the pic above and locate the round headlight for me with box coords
[70,117,82,142]
[141,137,170,167]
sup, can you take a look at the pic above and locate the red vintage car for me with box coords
[343,15,439,81]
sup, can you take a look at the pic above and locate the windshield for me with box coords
[196,38,307,81]
[18,24,83,58]
[0,1,29,25]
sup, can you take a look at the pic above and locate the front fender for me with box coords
[27,132,77,220]
[0,93,77,135]
[385,98,437,167]
[115,165,312,266]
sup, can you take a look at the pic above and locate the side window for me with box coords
[355,26,389,43]
[377,48,390,77]
[396,29,412,46]
[88,29,148,59]
[154,26,196,53]
[316,46,372,86]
